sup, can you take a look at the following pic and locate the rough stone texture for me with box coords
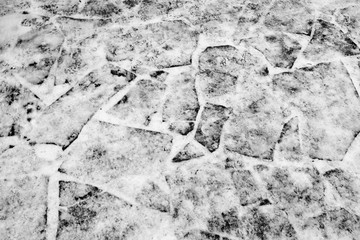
[195,103,229,152]
[276,117,302,161]
[172,143,204,162]
[246,31,302,68]
[0,176,48,240]
[303,20,360,62]
[0,78,43,137]
[273,61,360,161]
[105,20,198,68]
[59,120,173,184]
[1,1,360,239]
[27,64,130,148]
[57,181,173,240]
[108,79,166,126]
[264,0,314,35]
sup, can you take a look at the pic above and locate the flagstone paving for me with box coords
[1,0,360,239]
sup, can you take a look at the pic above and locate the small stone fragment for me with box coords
[195,103,229,152]
[276,117,302,161]
[172,143,204,162]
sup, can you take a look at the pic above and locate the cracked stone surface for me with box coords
[1,1,360,240]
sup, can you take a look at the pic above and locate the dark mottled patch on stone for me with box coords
[195,103,229,152]
[172,143,204,162]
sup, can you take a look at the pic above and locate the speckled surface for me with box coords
[1,1,360,239]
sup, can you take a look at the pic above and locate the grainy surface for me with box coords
[1,0,360,239]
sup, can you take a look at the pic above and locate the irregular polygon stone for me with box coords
[57,182,172,240]
[172,143,204,163]
[273,61,360,161]
[59,120,172,184]
[277,117,302,161]
[35,0,79,15]
[106,20,198,68]
[239,206,298,240]
[246,32,302,68]
[195,103,229,152]
[224,95,284,160]
[163,72,199,135]
[303,20,360,62]
[0,79,43,137]
[300,208,360,240]
[259,166,324,216]
[264,0,314,35]
[167,159,238,237]
[27,64,130,148]
[108,79,166,126]
[323,169,360,203]
[335,5,360,44]
[0,176,48,240]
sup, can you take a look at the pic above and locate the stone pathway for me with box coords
[1,0,360,239]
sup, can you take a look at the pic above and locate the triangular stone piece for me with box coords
[277,117,302,161]
[172,143,204,163]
